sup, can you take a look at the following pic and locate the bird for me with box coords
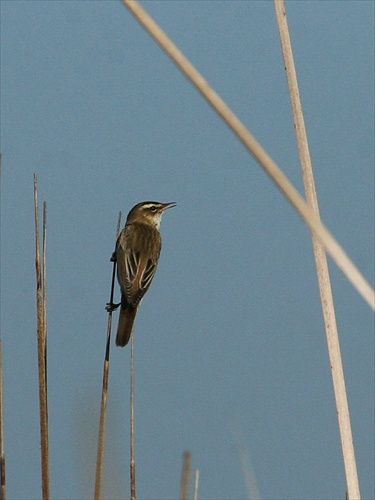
[113,201,176,347]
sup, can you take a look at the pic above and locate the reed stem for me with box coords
[33,174,50,500]
[180,451,191,500]
[0,342,5,500]
[94,212,122,500]
[274,3,361,498]
[130,334,136,500]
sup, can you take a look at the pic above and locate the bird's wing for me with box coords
[116,226,159,307]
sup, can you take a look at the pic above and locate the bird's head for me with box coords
[126,201,176,229]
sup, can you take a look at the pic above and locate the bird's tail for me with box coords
[116,297,137,347]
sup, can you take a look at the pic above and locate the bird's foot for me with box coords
[105,301,120,312]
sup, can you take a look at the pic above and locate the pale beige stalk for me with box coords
[274,2,361,498]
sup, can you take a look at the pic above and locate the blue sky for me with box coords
[1,1,374,499]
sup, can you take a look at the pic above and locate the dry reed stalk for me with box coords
[94,212,122,500]
[0,157,5,500]
[130,335,136,500]
[121,0,374,311]
[0,342,5,500]
[232,420,260,500]
[274,2,361,498]
[33,174,50,499]
[193,469,200,500]
[43,202,47,382]
[180,451,191,500]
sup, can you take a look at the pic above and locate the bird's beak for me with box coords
[161,202,177,211]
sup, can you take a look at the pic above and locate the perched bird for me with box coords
[114,201,176,347]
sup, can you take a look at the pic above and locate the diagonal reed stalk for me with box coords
[94,212,122,500]
[274,2,361,498]
[121,0,374,311]
[33,174,49,500]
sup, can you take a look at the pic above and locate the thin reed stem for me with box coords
[33,174,49,500]
[121,0,374,311]
[274,2,361,498]
[193,469,199,500]
[130,334,136,500]
[94,212,122,500]
[179,451,191,500]
[0,157,5,500]
[43,202,48,389]
[231,420,260,500]
[0,342,5,500]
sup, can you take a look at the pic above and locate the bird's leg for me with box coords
[106,250,119,311]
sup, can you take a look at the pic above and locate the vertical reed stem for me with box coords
[43,202,48,384]
[0,342,5,500]
[94,213,122,500]
[180,451,191,500]
[130,335,136,500]
[193,469,200,500]
[0,157,5,500]
[274,2,361,498]
[94,328,112,500]
[33,174,50,500]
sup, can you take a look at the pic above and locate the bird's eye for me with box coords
[150,206,157,212]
